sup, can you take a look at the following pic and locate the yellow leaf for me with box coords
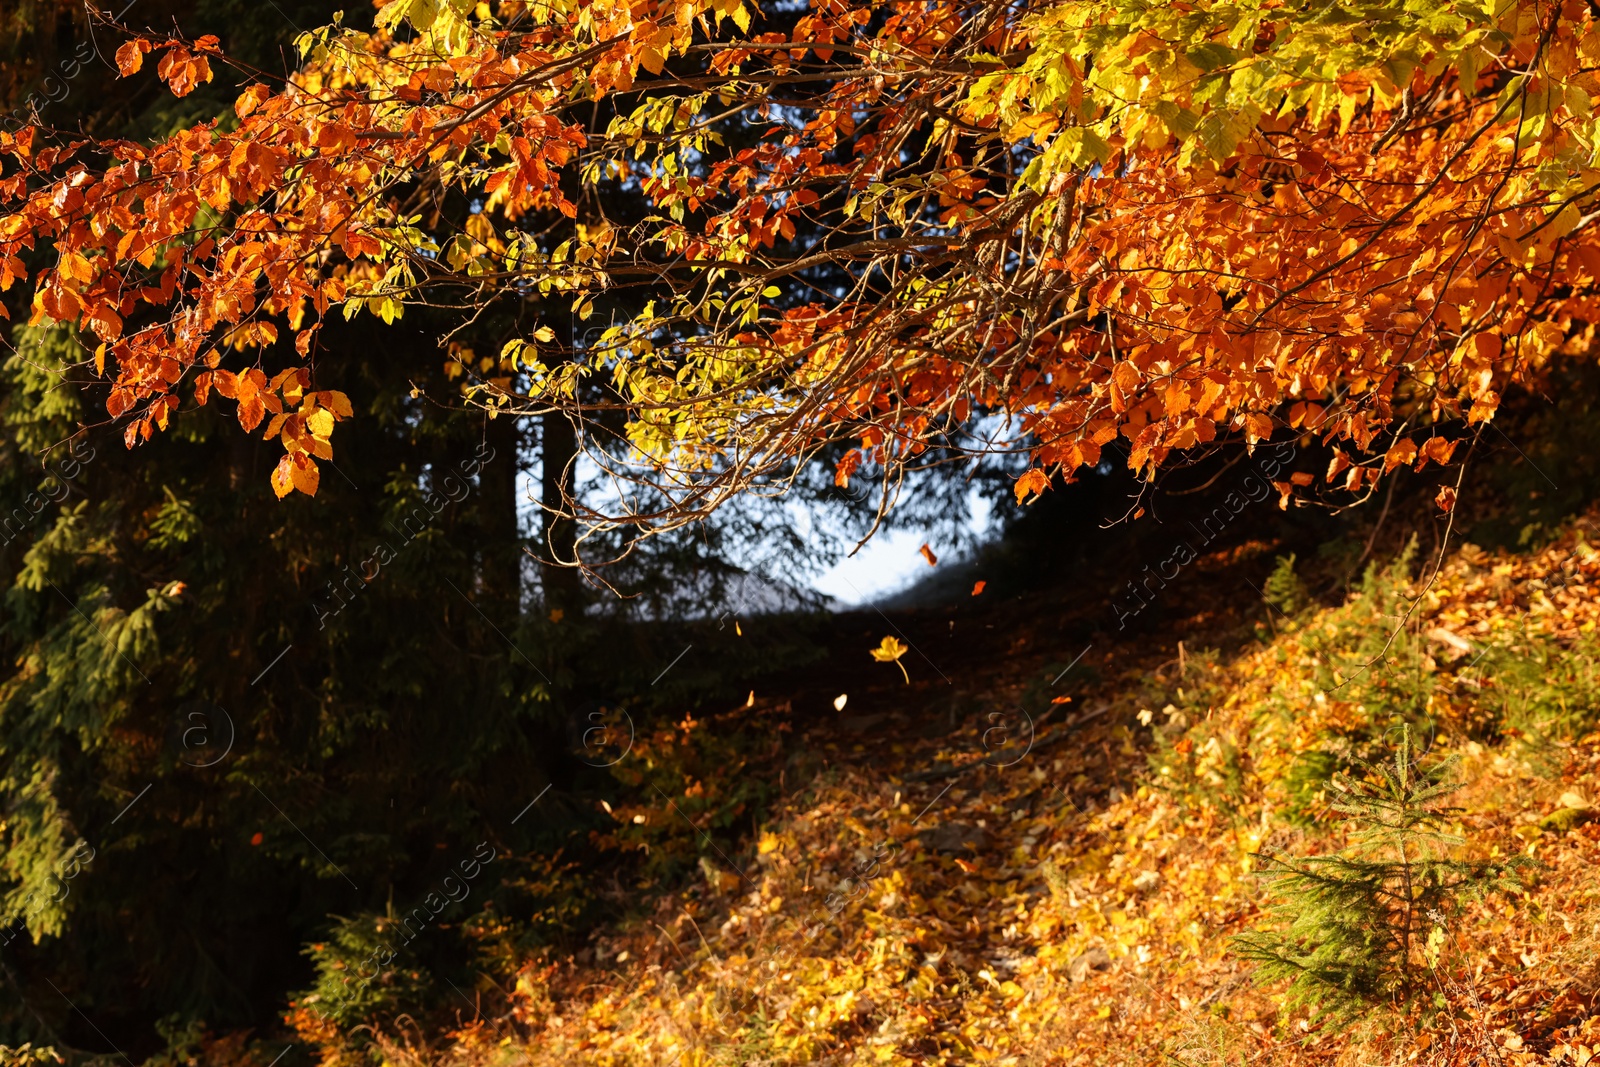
[271,455,296,498]
[1007,113,1059,141]
[290,456,320,496]
[870,635,910,684]
[870,635,907,663]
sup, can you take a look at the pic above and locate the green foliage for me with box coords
[1462,630,1600,773]
[1257,540,1438,825]
[1280,750,1346,829]
[599,701,792,887]
[994,0,1514,176]
[3,328,84,457]
[466,850,591,978]
[147,1014,206,1067]
[1233,729,1530,1029]
[298,914,434,1033]
[1263,554,1311,617]
[0,0,843,1057]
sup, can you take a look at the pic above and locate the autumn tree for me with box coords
[0,0,733,1048]
[1,0,1594,578]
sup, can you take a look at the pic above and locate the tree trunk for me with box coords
[480,412,521,623]
[540,408,581,615]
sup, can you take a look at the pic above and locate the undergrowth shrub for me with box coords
[1460,630,1600,774]
[291,913,434,1047]
[1137,649,1250,817]
[1265,541,1443,825]
[1233,729,1531,1031]
[599,703,788,888]
[1264,554,1312,616]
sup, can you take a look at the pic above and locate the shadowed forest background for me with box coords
[5,1,1600,1065]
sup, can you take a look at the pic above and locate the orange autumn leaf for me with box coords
[1014,469,1049,505]
[115,39,151,76]
[0,0,1592,529]
[290,456,320,497]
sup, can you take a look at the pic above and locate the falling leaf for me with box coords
[746,690,754,707]
[919,543,938,566]
[1436,485,1457,512]
[870,635,910,684]
[971,580,986,596]
[549,608,565,623]
[250,832,264,846]
[833,693,848,710]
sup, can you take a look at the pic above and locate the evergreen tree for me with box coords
[1263,554,1311,617]
[1233,728,1530,1029]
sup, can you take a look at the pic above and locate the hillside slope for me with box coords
[311,516,1600,1067]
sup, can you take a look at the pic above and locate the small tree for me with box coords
[1263,554,1311,617]
[1233,728,1529,1028]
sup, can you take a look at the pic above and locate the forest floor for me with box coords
[360,513,1600,1067]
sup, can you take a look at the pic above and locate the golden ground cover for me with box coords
[354,519,1600,1067]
